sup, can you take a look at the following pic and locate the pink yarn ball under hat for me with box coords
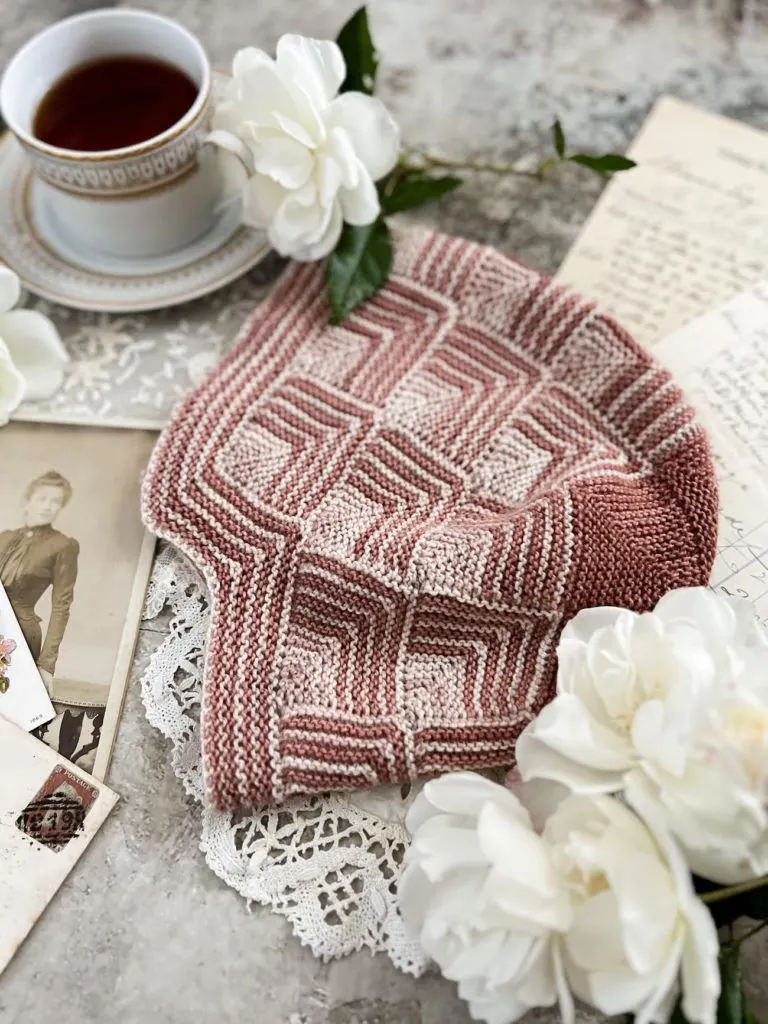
[142,229,718,811]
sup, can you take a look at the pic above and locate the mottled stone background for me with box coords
[1,2,768,1022]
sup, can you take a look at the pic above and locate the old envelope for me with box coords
[0,718,117,973]
[0,582,55,732]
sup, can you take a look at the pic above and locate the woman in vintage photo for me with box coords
[0,470,79,694]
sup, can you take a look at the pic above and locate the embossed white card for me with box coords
[0,719,117,974]
[0,582,55,732]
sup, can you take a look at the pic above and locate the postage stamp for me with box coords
[15,765,99,852]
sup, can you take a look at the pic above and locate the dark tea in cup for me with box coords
[33,55,198,152]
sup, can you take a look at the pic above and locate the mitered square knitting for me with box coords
[142,229,718,811]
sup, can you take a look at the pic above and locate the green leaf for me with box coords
[569,152,637,175]
[336,6,378,95]
[553,119,566,159]
[381,171,462,214]
[327,218,393,324]
[718,943,744,1024]
[744,1010,759,1024]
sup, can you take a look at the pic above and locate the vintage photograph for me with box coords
[0,422,156,777]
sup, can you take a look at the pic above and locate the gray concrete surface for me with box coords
[2,1,768,1022]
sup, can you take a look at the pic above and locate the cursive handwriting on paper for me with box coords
[557,96,768,347]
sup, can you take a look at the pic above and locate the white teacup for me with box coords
[0,8,220,260]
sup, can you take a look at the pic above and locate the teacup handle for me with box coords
[203,129,255,176]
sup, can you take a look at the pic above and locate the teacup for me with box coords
[0,8,220,260]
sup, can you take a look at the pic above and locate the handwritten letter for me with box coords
[557,96,768,347]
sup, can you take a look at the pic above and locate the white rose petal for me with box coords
[316,152,343,209]
[241,175,289,229]
[229,49,304,130]
[212,34,401,263]
[253,137,314,189]
[325,127,362,190]
[339,162,380,225]
[457,940,570,1024]
[516,691,634,793]
[0,338,26,424]
[0,265,21,313]
[231,46,272,79]
[325,92,401,181]
[625,778,721,1024]
[273,111,317,150]
[275,35,346,105]
[268,183,327,253]
[0,309,68,402]
[285,200,343,262]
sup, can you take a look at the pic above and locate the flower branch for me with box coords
[403,149,542,179]
[702,876,768,906]
[403,122,636,182]
[208,6,636,325]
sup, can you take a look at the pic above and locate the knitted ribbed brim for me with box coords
[142,229,718,811]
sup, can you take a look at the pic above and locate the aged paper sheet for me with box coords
[656,283,768,492]
[557,96,768,348]
[709,467,768,623]
[0,720,117,973]
[654,284,768,620]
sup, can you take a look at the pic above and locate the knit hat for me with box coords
[142,229,718,811]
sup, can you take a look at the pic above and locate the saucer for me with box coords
[0,134,270,313]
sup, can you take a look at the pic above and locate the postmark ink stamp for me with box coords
[15,766,98,852]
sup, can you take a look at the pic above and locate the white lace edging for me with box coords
[140,544,429,973]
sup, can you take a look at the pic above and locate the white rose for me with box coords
[212,35,400,261]
[0,267,68,424]
[544,782,720,1024]
[399,772,574,1024]
[516,586,766,790]
[517,586,768,882]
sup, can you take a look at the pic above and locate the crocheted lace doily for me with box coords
[140,543,429,972]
